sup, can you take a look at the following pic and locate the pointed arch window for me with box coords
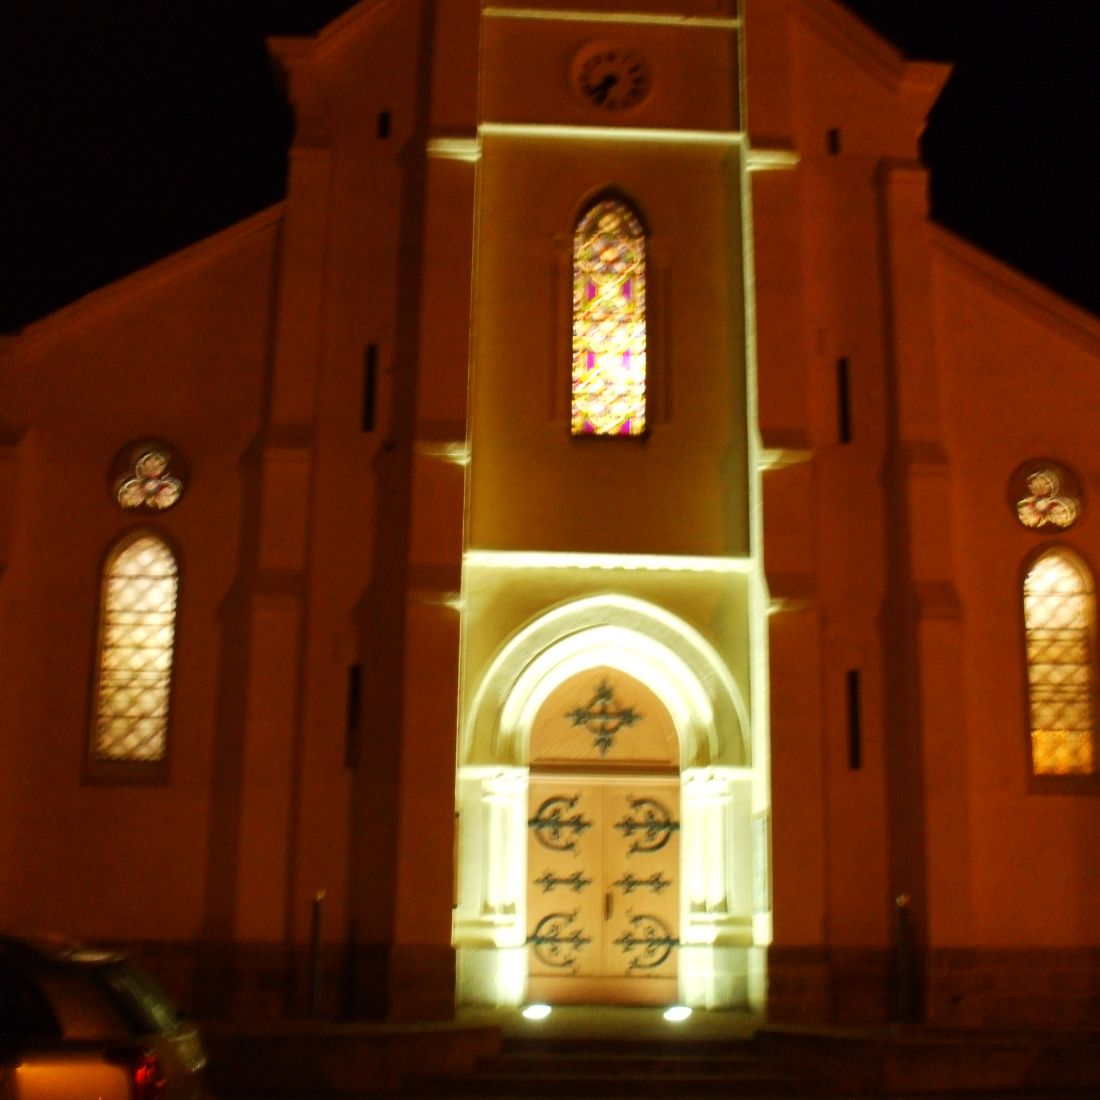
[90,533,178,777]
[571,196,647,436]
[1023,548,1097,777]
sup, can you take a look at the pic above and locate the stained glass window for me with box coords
[1013,460,1080,530]
[92,534,178,764]
[1023,549,1096,776]
[111,439,186,514]
[571,197,647,436]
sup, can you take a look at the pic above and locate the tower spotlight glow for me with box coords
[663,1005,692,1022]
[522,1003,552,1021]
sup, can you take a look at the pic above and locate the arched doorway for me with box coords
[455,595,756,1010]
[526,667,680,1004]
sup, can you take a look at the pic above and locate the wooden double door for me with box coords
[526,775,680,1004]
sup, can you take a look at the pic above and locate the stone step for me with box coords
[417,1036,823,1096]
[497,1036,764,1061]
[420,1069,824,1097]
[499,1035,760,1055]
[482,1051,770,1076]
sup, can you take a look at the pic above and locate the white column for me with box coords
[454,766,528,1005]
[680,767,754,1007]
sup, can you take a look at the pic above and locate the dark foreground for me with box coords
[205,1006,1100,1099]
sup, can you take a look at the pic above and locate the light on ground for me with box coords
[522,1003,552,1020]
[663,1005,692,1022]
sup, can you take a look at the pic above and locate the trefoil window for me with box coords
[1012,459,1080,530]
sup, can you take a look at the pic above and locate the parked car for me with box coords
[0,933,206,1099]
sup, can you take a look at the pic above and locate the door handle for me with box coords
[604,890,613,920]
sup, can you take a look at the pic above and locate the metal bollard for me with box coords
[308,889,325,1019]
[894,893,911,1023]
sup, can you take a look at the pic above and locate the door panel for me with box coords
[527,777,679,1003]
[605,788,680,978]
[527,788,600,977]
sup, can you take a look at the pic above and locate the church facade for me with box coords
[2,0,1098,1027]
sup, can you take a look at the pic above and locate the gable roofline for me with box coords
[793,0,951,112]
[4,203,285,353]
[930,222,1100,355]
[268,0,400,72]
[266,1,954,130]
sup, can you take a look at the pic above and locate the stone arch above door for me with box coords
[463,594,748,769]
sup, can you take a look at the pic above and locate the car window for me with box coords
[92,963,181,1036]
[0,971,62,1042]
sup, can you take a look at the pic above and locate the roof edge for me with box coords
[8,203,285,352]
[794,0,904,91]
[930,222,1100,353]
[796,0,951,107]
[268,0,400,73]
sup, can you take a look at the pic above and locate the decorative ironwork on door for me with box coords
[564,679,643,755]
[530,912,592,968]
[528,795,593,851]
[534,870,593,894]
[526,780,680,995]
[615,796,680,853]
[613,870,671,894]
[615,914,677,970]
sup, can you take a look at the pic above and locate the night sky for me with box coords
[2,1,1098,333]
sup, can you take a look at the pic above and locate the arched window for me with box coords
[571,196,647,436]
[1023,548,1097,776]
[90,533,178,770]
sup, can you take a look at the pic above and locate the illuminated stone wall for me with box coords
[2,0,1099,1027]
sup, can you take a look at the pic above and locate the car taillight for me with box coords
[105,1046,168,1100]
[132,1051,168,1100]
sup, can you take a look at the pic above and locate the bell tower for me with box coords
[452,0,769,1010]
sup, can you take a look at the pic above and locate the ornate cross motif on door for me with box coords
[564,678,643,755]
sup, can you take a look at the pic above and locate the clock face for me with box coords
[571,44,652,112]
